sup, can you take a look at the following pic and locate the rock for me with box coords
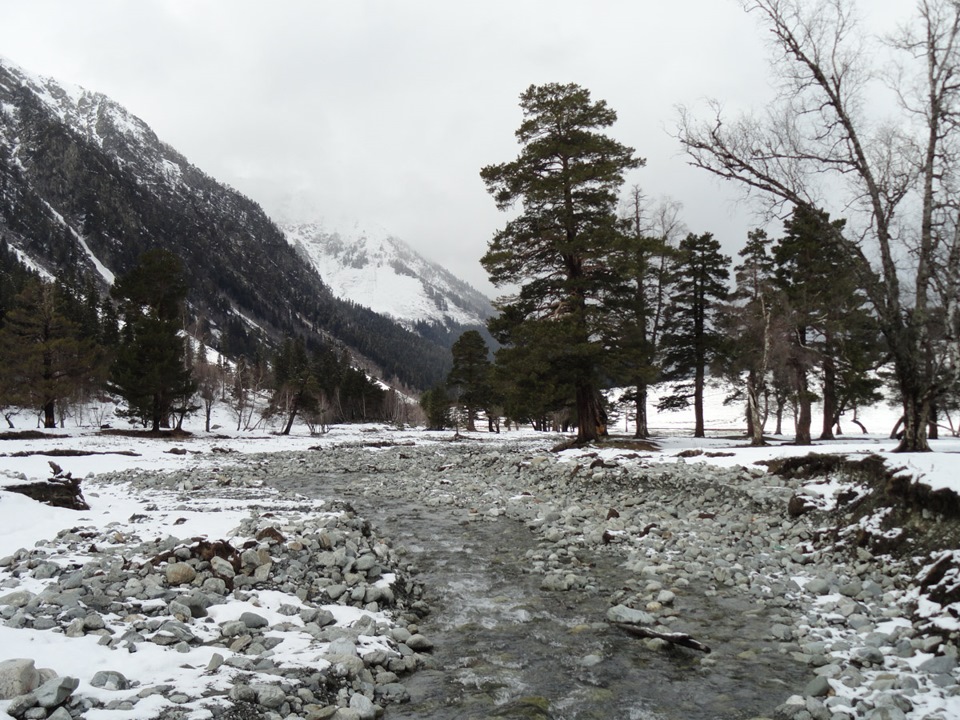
[251,683,286,708]
[0,659,40,699]
[805,578,830,596]
[46,709,72,720]
[607,604,655,626]
[90,671,129,690]
[918,654,957,674]
[210,555,236,578]
[5,693,38,718]
[34,676,78,708]
[406,633,434,652]
[804,675,831,698]
[240,611,269,629]
[349,693,377,720]
[165,562,196,585]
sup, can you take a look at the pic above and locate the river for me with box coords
[275,465,808,719]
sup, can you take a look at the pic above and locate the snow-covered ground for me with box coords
[1,394,959,719]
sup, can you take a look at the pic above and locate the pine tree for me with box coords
[109,249,195,432]
[481,83,644,443]
[720,229,785,445]
[267,337,318,435]
[447,330,492,432]
[604,188,679,438]
[0,279,104,428]
[658,232,730,437]
[773,206,882,443]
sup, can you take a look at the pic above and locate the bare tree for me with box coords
[677,0,960,451]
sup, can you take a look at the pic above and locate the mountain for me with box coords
[0,56,452,389]
[283,220,494,334]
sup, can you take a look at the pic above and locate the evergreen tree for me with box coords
[109,249,195,432]
[0,279,104,428]
[447,330,492,432]
[605,188,679,438]
[773,206,883,443]
[720,229,786,445]
[481,83,644,443]
[267,336,319,435]
[658,232,730,437]
[419,384,452,431]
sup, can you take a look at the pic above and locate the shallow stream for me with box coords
[278,469,807,719]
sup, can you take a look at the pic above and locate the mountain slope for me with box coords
[283,220,494,330]
[0,56,450,388]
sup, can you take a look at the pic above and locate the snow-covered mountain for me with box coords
[284,220,494,330]
[0,55,453,388]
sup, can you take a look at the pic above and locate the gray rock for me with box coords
[805,578,830,596]
[349,692,377,720]
[251,683,286,708]
[210,556,235,578]
[34,676,78,708]
[5,693,38,718]
[804,675,831,698]
[0,659,40,699]
[918,654,957,674]
[406,633,434,652]
[607,604,655,626]
[240,611,269,629]
[90,671,129,690]
[47,707,72,720]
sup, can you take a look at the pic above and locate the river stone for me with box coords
[5,692,38,717]
[349,692,377,720]
[46,709,72,720]
[34,676,78,708]
[210,556,235,578]
[406,633,433,652]
[918,654,957,674]
[0,590,35,609]
[240,611,269,629]
[90,671,129,690]
[805,578,830,596]
[607,604,655,626]
[251,683,286,708]
[165,562,196,585]
[0,659,40,699]
[804,674,831,697]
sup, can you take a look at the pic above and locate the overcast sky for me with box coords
[0,0,911,296]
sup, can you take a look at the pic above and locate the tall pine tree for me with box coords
[658,232,730,437]
[481,83,643,443]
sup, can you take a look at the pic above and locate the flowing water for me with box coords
[278,470,807,720]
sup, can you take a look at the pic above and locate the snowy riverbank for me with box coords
[1,422,959,719]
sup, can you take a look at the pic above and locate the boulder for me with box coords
[0,659,40,699]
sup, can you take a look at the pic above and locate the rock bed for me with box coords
[264,440,958,720]
[2,438,959,720]
[0,468,434,720]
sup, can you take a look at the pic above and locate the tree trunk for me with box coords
[896,390,931,452]
[43,400,56,429]
[929,402,939,441]
[693,362,705,438]
[820,353,837,440]
[466,408,477,433]
[575,382,606,443]
[634,383,649,439]
[795,367,812,445]
[746,372,765,446]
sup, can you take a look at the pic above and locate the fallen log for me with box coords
[612,622,711,653]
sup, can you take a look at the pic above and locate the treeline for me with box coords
[0,243,406,433]
[423,82,960,448]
